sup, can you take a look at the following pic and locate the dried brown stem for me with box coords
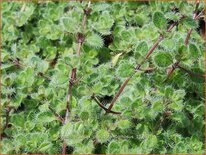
[193,0,200,19]
[38,72,51,81]
[9,58,24,68]
[136,35,164,70]
[64,68,76,124]
[167,21,178,32]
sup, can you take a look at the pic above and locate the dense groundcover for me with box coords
[1,1,205,154]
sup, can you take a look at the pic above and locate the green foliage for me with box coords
[96,129,110,143]
[1,1,205,154]
[153,51,173,68]
[153,11,167,30]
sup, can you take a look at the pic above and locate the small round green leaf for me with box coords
[96,129,110,143]
[153,11,167,29]
[153,51,173,68]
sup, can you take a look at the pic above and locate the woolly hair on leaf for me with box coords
[152,51,173,68]
[85,33,104,49]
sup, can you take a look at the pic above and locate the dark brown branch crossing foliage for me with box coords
[62,1,91,154]
[106,19,181,114]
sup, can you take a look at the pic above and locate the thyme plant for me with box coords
[1,1,205,154]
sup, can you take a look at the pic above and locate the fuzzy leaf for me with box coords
[153,11,167,29]
[86,33,104,49]
[153,51,173,68]
[96,129,110,143]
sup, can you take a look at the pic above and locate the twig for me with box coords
[64,68,76,124]
[185,28,193,46]
[9,58,24,68]
[193,0,200,19]
[163,61,180,82]
[38,72,51,81]
[91,94,121,114]
[77,1,91,56]
[167,1,200,81]
[106,76,132,113]
[195,9,205,20]
[62,68,76,154]
[62,2,91,154]
[137,35,164,70]
[48,106,64,124]
[177,64,205,78]
[184,0,200,46]
[82,1,91,31]
[2,95,11,133]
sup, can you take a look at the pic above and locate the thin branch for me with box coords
[82,1,91,31]
[163,61,180,82]
[195,9,205,20]
[9,58,24,68]
[167,21,178,32]
[48,106,64,124]
[64,68,76,124]
[2,95,11,133]
[177,64,205,78]
[185,28,193,46]
[62,2,91,153]
[106,20,181,113]
[38,72,51,81]
[62,68,76,154]
[106,76,132,113]
[91,94,121,115]
[185,0,200,46]
[193,0,200,19]
[136,35,164,70]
